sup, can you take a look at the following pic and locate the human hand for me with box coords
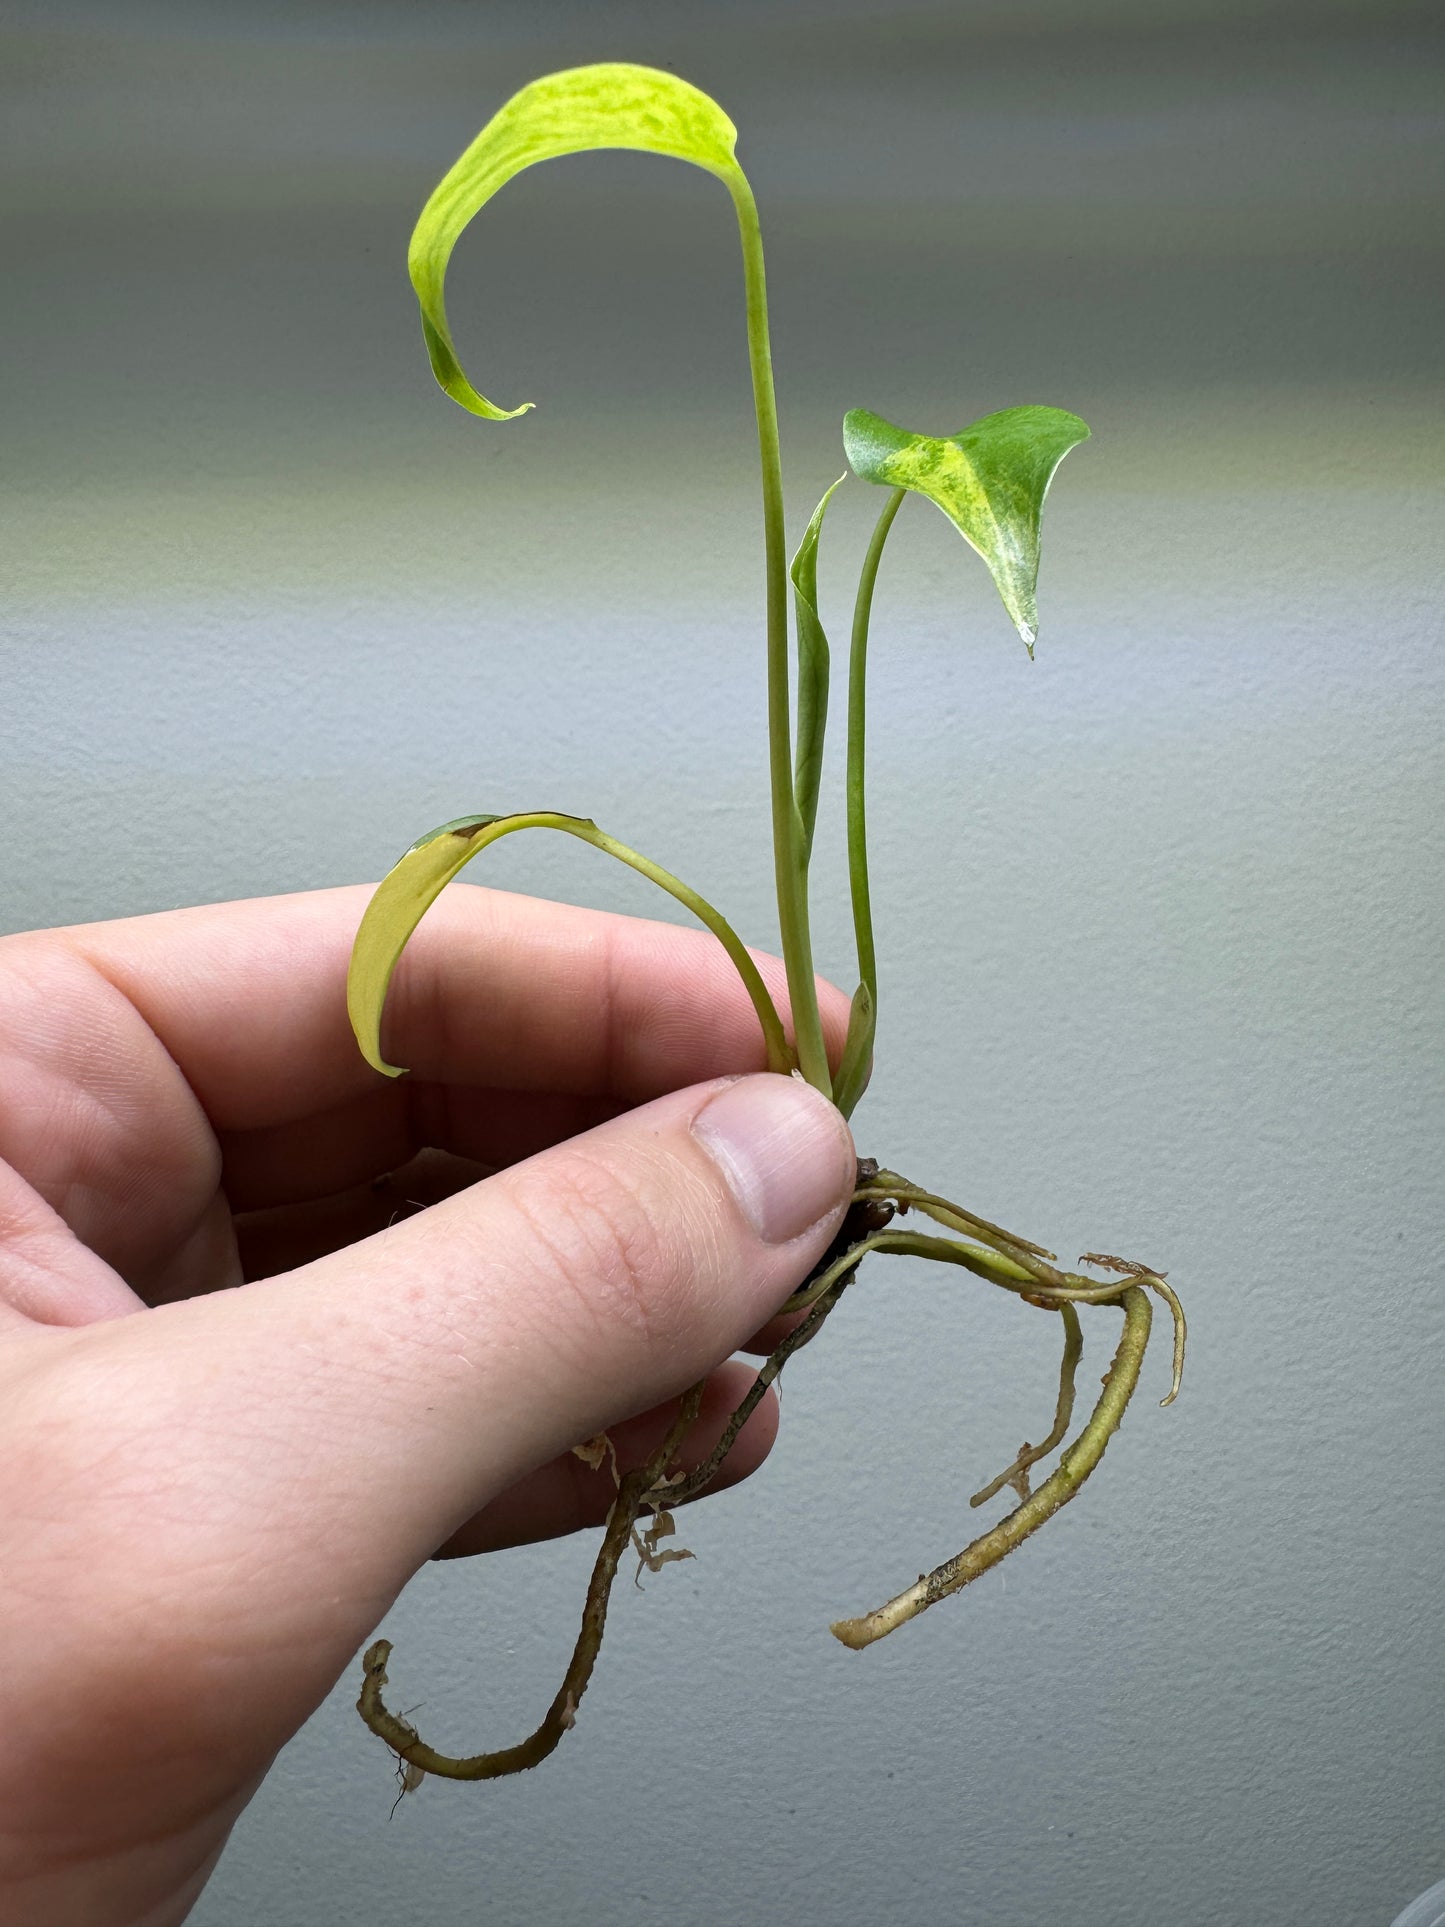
[0,885,855,1926]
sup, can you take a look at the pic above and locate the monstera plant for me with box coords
[346,63,1185,1788]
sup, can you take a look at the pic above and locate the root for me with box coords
[665,1273,852,1507]
[357,1382,706,1781]
[830,1286,1152,1650]
[1079,1255,1187,1405]
[665,1158,892,1508]
[355,1160,1184,1786]
[969,1304,1083,1507]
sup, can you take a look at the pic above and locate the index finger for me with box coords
[57,884,850,1132]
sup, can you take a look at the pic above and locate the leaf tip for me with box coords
[350,1026,410,1080]
[349,1007,411,1080]
[454,389,535,423]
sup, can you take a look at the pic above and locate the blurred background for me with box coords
[3,2,1442,1922]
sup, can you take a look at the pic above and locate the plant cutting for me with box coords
[347,62,1186,1786]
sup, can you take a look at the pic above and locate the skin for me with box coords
[0,883,855,1927]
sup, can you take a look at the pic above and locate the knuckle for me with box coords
[502,1141,711,1354]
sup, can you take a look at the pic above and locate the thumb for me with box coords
[194,1070,855,1595]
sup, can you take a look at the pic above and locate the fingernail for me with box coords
[692,1075,853,1246]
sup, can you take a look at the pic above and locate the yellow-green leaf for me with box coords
[842,405,1090,654]
[410,63,745,419]
[348,811,793,1079]
[347,814,511,1075]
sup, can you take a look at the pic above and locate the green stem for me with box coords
[846,487,906,1024]
[727,174,831,1096]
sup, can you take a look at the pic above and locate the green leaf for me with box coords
[842,405,1090,654]
[348,810,793,1079]
[789,474,846,863]
[410,64,745,419]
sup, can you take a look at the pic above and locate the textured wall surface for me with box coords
[3,3,1443,1923]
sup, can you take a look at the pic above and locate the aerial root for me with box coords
[969,1304,1084,1507]
[666,1274,853,1507]
[356,1381,706,1781]
[1078,1254,1187,1405]
[830,1286,1152,1650]
[836,1173,1187,1405]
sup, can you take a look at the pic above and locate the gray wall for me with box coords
[4,3,1442,1923]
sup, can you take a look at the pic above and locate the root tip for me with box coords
[828,1616,872,1651]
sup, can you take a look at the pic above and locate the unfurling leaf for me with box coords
[789,474,846,862]
[842,405,1090,654]
[831,982,875,1121]
[410,63,746,419]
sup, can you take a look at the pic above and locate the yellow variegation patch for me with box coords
[843,404,1089,652]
